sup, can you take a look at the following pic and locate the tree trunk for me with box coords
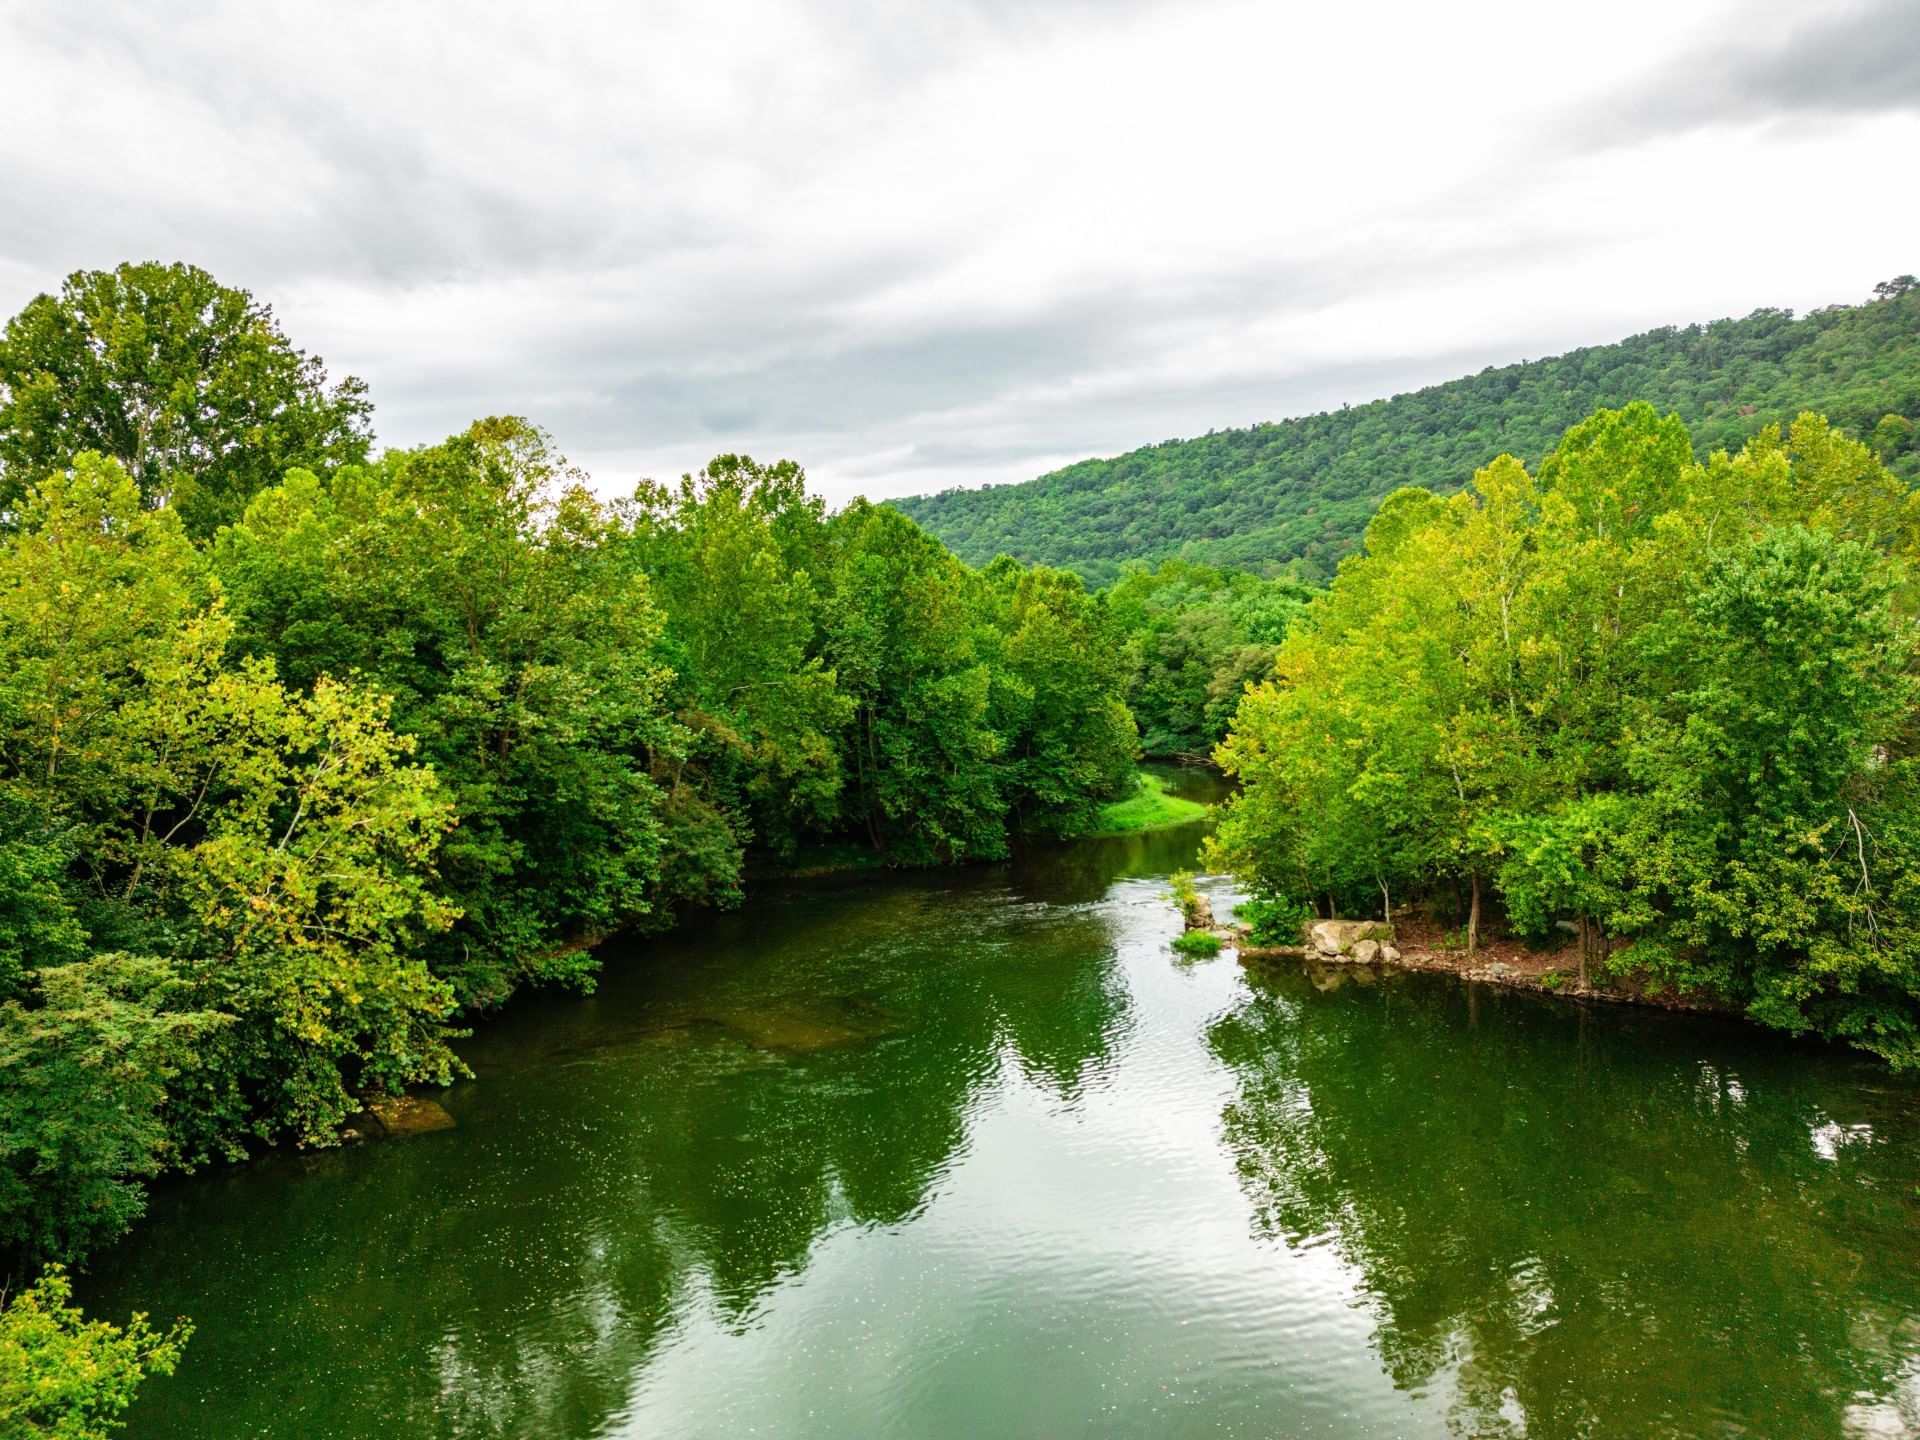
[1576,914,1590,990]
[1467,872,1481,958]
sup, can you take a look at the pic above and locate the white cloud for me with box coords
[2,0,1915,504]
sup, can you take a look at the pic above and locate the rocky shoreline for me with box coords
[1230,918,1728,1017]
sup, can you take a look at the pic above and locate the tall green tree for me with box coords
[217,419,687,1005]
[822,502,1007,865]
[629,456,851,860]
[0,455,461,1159]
[0,263,372,538]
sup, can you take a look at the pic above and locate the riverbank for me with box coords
[751,767,1218,880]
[1234,920,1730,1017]
[1082,768,1212,836]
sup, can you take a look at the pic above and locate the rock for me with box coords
[361,1096,457,1139]
[1185,894,1215,931]
[1306,919,1396,960]
[1488,961,1512,979]
[1380,944,1402,964]
[1351,939,1381,964]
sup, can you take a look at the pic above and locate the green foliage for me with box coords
[0,263,371,538]
[897,284,1920,584]
[216,419,683,1007]
[0,452,461,1190]
[1170,930,1221,957]
[0,957,216,1266]
[1234,896,1313,946]
[820,502,1135,863]
[0,1266,188,1440]
[630,455,850,862]
[1211,402,1920,1065]
[1103,560,1312,756]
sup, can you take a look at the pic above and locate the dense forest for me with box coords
[0,264,1143,1435]
[1210,401,1920,1068]
[1105,561,1313,759]
[896,279,1920,585]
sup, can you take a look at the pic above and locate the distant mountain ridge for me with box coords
[891,282,1920,586]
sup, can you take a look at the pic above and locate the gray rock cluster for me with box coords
[1307,919,1401,964]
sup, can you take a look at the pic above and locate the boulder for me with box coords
[1351,939,1381,965]
[1185,894,1215,931]
[1380,944,1402,964]
[1307,919,1396,961]
[360,1096,457,1139]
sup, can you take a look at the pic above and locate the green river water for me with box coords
[82,772,1920,1438]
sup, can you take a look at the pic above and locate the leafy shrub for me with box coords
[1235,896,1313,946]
[0,1266,189,1439]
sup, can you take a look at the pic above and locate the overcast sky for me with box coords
[2,0,1916,504]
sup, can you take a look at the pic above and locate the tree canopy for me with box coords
[0,262,372,538]
[1209,404,1920,1066]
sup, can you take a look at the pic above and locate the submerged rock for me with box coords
[717,1011,866,1053]
[710,995,902,1054]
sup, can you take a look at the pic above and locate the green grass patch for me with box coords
[1171,930,1222,957]
[1083,770,1210,836]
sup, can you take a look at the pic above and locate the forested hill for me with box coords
[892,280,1920,585]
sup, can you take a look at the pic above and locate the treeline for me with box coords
[1106,560,1313,758]
[0,261,1138,1313]
[895,277,1920,585]
[1208,401,1920,1067]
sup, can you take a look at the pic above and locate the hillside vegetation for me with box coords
[895,280,1920,584]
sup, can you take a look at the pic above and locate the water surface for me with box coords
[86,781,1920,1438]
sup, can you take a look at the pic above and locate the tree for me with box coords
[823,502,1006,864]
[1620,526,1920,1062]
[629,456,850,860]
[0,263,371,537]
[0,957,216,1266]
[0,1266,188,1440]
[217,419,685,1006]
[0,454,463,1160]
[983,562,1137,838]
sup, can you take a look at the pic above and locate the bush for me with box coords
[1235,896,1314,946]
[1171,930,1221,957]
[0,1266,189,1439]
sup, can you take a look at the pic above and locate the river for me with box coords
[82,771,1920,1438]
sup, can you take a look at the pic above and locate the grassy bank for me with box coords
[1082,770,1210,836]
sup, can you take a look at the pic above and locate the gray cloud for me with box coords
[2,0,1916,506]
[1573,0,1920,148]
